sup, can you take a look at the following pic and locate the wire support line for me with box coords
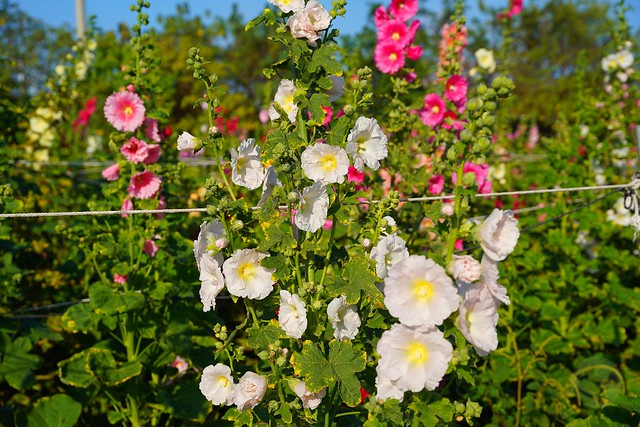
[1,180,638,219]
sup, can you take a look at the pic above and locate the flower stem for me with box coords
[445,162,466,264]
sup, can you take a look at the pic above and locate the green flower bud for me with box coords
[462,172,476,187]
[447,145,459,161]
[231,219,244,231]
[343,104,355,116]
[477,83,488,96]
[467,97,483,112]
[459,129,472,143]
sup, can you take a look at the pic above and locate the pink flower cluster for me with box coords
[452,162,493,194]
[373,0,422,75]
[419,74,468,129]
[120,137,161,164]
[73,97,97,131]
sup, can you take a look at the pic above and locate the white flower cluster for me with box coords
[601,42,634,83]
[199,364,268,411]
[269,0,331,45]
[374,209,519,402]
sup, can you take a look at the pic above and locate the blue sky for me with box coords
[13,0,640,36]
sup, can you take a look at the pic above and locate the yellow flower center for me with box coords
[392,32,400,40]
[413,278,434,302]
[406,341,429,365]
[123,106,133,116]
[389,53,398,61]
[237,261,257,281]
[218,375,230,387]
[356,135,367,151]
[431,105,440,114]
[320,153,337,172]
[236,156,247,170]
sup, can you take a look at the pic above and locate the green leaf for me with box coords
[157,382,210,421]
[61,303,99,333]
[328,340,367,407]
[309,43,342,75]
[26,394,82,427]
[308,93,330,126]
[260,253,290,282]
[85,348,142,386]
[245,14,265,31]
[602,389,640,413]
[263,130,287,161]
[246,320,284,351]
[291,341,334,393]
[89,283,145,315]
[275,402,293,424]
[223,407,254,425]
[327,115,351,147]
[0,335,39,390]
[328,254,382,305]
[58,351,95,388]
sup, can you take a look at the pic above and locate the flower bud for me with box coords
[449,255,482,283]
[441,203,455,216]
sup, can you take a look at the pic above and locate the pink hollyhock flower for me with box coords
[145,118,162,142]
[374,6,390,28]
[73,97,97,131]
[389,0,418,22]
[347,165,365,183]
[405,71,417,82]
[453,162,492,194]
[121,137,149,164]
[455,239,464,251]
[101,163,120,181]
[171,356,189,375]
[442,111,465,131]
[322,106,333,127]
[498,0,523,19]
[428,174,444,195]
[444,75,468,104]
[323,218,333,230]
[407,45,423,61]
[406,19,421,44]
[104,91,146,132]
[121,198,133,218]
[128,170,162,199]
[144,239,159,257]
[113,273,128,284]
[420,94,446,128]
[156,196,167,219]
[144,144,161,164]
[377,19,411,47]
[374,40,406,74]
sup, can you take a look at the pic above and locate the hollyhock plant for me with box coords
[278,290,308,339]
[193,220,226,267]
[347,165,365,183]
[268,0,304,13]
[121,197,133,217]
[346,117,388,172]
[420,93,446,127]
[199,254,225,312]
[101,163,120,181]
[453,162,492,194]
[177,131,202,152]
[113,273,127,284]
[143,144,161,164]
[199,364,235,406]
[145,118,162,142]
[388,0,418,21]
[384,255,459,327]
[475,48,496,72]
[223,249,275,300]
[144,239,159,257]
[428,174,444,195]
[103,90,146,132]
[120,137,149,164]
[449,255,482,283]
[377,19,411,46]
[294,182,329,232]
[374,40,406,74]
[457,288,499,356]
[497,0,523,19]
[127,170,161,199]
[406,44,423,61]
[300,143,350,184]
[73,97,97,131]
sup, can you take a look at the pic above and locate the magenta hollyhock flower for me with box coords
[420,94,446,127]
[128,170,162,199]
[121,198,133,218]
[377,19,410,47]
[144,144,162,164]
[388,0,419,22]
[323,218,333,230]
[104,91,146,132]
[428,174,445,195]
[454,239,464,251]
[498,0,523,19]
[374,6,390,28]
[406,45,423,61]
[101,163,120,181]
[452,162,492,194]
[145,118,162,142]
[347,165,365,183]
[144,239,159,257]
[406,20,421,44]
[113,273,127,284]
[121,137,149,164]
[444,75,468,104]
[442,111,465,131]
[375,40,406,74]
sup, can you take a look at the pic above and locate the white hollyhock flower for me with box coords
[457,285,499,356]
[177,131,202,151]
[327,295,361,340]
[294,182,329,232]
[375,366,405,402]
[268,0,305,13]
[478,255,510,305]
[345,117,388,172]
[376,323,453,393]
[292,380,326,409]
[269,79,298,123]
[288,10,320,44]
[234,372,268,411]
[384,255,459,327]
[301,143,349,184]
[199,254,225,312]
[223,249,275,300]
[369,234,409,279]
[258,166,282,207]
[194,220,226,267]
[449,255,482,284]
[279,290,307,339]
[303,0,331,31]
[478,209,520,262]
[230,138,265,191]
[199,364,235,405]
[614,50,634,69]
[475,48,496,72]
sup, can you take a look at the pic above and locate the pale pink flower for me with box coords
[144,144,162,164]
[234,372,267,411]
[171,355,189,375]
[121,137,149,164]
[388,0,419,22]
[145,118,162,142]
[428,174,444,195]
[444,75,468,104]
[128,170,162,199]
[375,40,406,74]
[113,273,127,284]
[121,198,133,217]
[288,11,319,44]
[104,91,145,132]
[102,163,120,181]
[420,94,446,128]
[449,255,481,283]
[144,239,159,257]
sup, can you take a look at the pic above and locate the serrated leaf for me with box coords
[26,394,81,427]
[327,115,351,147]
[308,93,330,126]
[246,320,284,351]
[309,43,342,75]
[61,303,99,333]
[291,342,334,393]
[58,351,95,388]
[263,130,287,161]
[328,254,382,305]
[89,284,145,315]
[223,407,254,425]
[260,253,290,282]
[328,340,366,407]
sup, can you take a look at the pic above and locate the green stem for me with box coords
[319,213,338,287]
[445,162,466,264]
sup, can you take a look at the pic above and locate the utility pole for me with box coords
[75,0,85,38]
